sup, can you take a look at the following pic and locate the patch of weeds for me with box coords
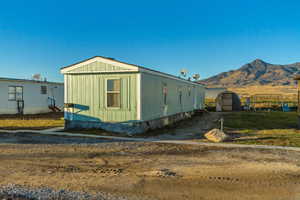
[223,112,300,147]
[223,112,298,130]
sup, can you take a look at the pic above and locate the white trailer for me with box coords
[0,77,64,115]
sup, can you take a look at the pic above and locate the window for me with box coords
[8,87,15,101]
[107,79,121,108]
[188,87,191,96]
[8,86,23,101]
[41,86,47,94]
[163,83,167,105]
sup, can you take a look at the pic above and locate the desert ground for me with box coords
[1,137,300,200]
[1,112,300,199]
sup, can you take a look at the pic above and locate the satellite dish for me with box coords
[32,74,41,81]
[192,74,200,81]
[180,69,188,77]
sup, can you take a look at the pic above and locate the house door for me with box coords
[8,86,24,114]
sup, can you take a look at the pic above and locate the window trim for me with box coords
[8,86,23,101]
[106,78,121,109]
[163,83,168,106]
[178,86,182,105]
[41,85,47,95]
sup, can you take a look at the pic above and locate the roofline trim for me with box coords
[60,56,204,87]
[60,56,139,74]
[0,77,63,85]
[139,69,203,86]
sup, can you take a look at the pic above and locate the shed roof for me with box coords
[205,87,227,99]
[0,77,63,85]
[61,56,203,86]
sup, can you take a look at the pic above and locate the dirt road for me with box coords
[0,133,300,200]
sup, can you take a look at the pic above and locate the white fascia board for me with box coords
[61,56,204,87]
[0,79,63,85]
[136,73,141,120]
[139,68,203,87]
[64,75,68,119]
[63,70,138,74]
[61,57,139,74]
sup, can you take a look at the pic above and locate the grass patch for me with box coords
[231,129,300,147]
[223,111,298,129]
[0,113,64,130]
[223,112,300,147]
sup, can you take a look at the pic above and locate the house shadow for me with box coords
[0,132,126,145]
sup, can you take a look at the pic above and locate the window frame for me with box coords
[8,86,23,101]
[106,78,121,109]
[178,87,182,105]
[162,83,168,106]
[41,85,47,95]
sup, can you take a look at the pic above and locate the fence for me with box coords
[205,94,298,111]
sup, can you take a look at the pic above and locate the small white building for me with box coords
[0,77,64,115]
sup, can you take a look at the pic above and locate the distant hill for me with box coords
[201,59,300,87]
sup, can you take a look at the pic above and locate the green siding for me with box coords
[68,61,133,73]
[141,73,205,121]
[65,73,138,122]
[64,60,205,123]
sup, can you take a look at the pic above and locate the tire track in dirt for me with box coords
[197,175,300,187]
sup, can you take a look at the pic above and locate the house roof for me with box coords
[0,77,63,85]
[61,56,203,86]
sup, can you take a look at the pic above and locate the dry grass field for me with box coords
[228,85,298,99]
[0,113,64,130]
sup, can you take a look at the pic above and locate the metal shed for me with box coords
[216,91,241,111]
[61,56,205,134]
[205,87,227,99]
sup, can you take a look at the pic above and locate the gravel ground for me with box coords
[1,140,300,200]
[0,184,153,200]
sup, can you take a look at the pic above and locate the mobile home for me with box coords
[61,56,205,134]
[0,78,64,115]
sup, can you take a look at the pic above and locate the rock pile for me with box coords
[204,128,230,143]
[0,184,152,200]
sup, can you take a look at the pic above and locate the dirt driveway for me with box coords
[0,133,300,200]
[1,112,300,199]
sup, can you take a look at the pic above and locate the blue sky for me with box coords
[0,0,300,82]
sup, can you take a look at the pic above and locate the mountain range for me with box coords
[201,59,300,87]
